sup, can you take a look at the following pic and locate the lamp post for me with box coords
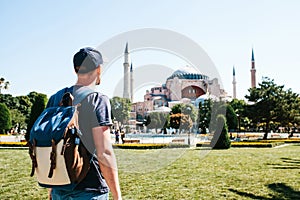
[186,106,191,146]
[237,114,241,138]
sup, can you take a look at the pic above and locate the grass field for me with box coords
[0,145,300,199]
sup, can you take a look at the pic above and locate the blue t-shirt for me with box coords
[46,86,111,194]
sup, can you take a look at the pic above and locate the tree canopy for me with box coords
[0,77,10,94]
[0,91,47,134]
[25,93,47,140]
[146,112,169,133]
[245,77,300,139]
[197,99,212,134]
[0,103,12,133]
[171,103,197,122]
[110,97,131,125]
[169,113,193,133]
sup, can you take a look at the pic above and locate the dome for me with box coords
[172,66,199,75]
[194,94,209,107]
[168,65,209,80]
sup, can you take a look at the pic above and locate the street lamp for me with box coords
[236,114,241,138]
[186,106,192,146]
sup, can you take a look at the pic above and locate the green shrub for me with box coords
[25,93,47,141]
[210,115,231,149]
[0,103,11,133]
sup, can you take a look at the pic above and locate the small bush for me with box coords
[210,115,231,149]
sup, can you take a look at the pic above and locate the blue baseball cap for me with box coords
[73,47,103,74]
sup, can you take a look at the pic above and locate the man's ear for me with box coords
[96,66,101,75]
[96,66,101,85]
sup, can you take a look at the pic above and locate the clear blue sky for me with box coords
[1,0,300,101]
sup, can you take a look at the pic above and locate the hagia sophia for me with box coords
[121,43,257,124]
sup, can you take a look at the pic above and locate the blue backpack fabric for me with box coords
[28,86,95,189]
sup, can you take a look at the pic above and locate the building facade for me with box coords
[120,44,260,133]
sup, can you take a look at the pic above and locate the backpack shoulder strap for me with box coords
[72,86,96,105]
[46,87,70,108]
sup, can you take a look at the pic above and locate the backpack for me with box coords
[28,86,95,189]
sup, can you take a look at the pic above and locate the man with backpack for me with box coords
[45,47,122,200]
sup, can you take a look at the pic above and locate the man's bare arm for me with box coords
[92,126,122,200]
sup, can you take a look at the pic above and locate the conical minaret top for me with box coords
[233,66,236,76]
[232,65,237,99]
[251,48,255,62]
[124,42,130,64]
[125,42,129,54]
[250,48,256,88]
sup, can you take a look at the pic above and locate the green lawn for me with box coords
[1,145,300,199]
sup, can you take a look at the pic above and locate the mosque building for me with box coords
[122,43,228,123]
[122,43,257,125]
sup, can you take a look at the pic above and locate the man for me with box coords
[47,47,122,200]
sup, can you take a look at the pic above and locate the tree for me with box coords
[146,112,160,132]
[197,99,212,134]
[169,113,193,133]
[171,103,197,122]
[0,103,12,133]
[229,99,247,115]
[0,94,18,110]
[210,115,231,149]
[16,95,32,118]
[218,104,237,131]
[277,89,300,137]
[0,91,46,133]
[229,99,250,131]
[27,91,39,103]
[0,77,10,94]
[25,93,47,141]
[146,112,169,133]
[245,77,285,139]
[110,97,131,125]
[10,109,26,131]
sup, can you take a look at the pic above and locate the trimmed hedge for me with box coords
[113,143,190,149]
[196,142,211,147]
[0,141,27,147]
[259,139,300,143]
[196,141,288,148]
[0,142,190,149]
[113,143,167,149]
[231,142,284,148]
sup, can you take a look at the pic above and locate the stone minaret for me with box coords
[123,42,130,99]
[232,66,237,99]
[130,63,133,102]
[250,48,256,88]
